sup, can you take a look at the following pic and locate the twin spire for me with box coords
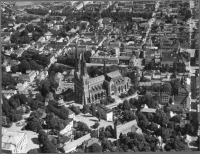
[75,43,107,76]
[75,44,87,76]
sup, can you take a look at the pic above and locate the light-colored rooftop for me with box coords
[63,133,91,152]
[2,132,26,149]
[140,108,156,113]
[89,75,105,85]
[107,70,121,78]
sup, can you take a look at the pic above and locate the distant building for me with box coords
[150,91,171,105]
[54,72,64,83]
[19,70,38,82]
[63,134,91,153]
[2,90,17,99]
[114,119,142,139]
[96,104,113,122]
[16,81,28,92]
[140,107,156,113]
[60,119,73,136]
[2,132,28,154]
[161,57,176,66]
[37,70,48,81]
[83,138,100,149]
[74,46,131,105]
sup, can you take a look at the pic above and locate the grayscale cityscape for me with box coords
[1,1,200,153]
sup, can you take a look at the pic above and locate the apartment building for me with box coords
[2,132,28,154]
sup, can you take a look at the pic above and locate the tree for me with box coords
[153,110,169,127]
[148,122,159,132]
[82,104,90,114]
[2,73,16,87]
[84,50,92,62]
[91,130,98,138]
[170,138,190,151]
[30,111,40,119]
[89,143,102,152]
[89,66,99,77]
[128,87,136,96]
[42,141,57,153]
[123,110,137,122]
[162,83,172,94]
[101,139,112,151]
[77,122,90,132]
[122,100,130,110]
[129,98,137,107]
[11,65,19,73]
[36,108,44,118]
[96,109,104,121]
[14,114,22,122]
[20,29,29,37]
[25,107,31,114]
[29,60,39,70]
[14,94,27,105]
[26,24,34,32]
[38,130,49,145]
[70,105,80,115]
[170,115,182,123]
[93,122,100,129]
[36,93,43,102]
[18,60,31,73]
[26,117,43,132]
[99,131,106,140]
[183,123,194,135]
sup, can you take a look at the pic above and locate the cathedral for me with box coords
[74,45,131,105]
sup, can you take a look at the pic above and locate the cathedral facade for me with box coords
[74,46,131,105]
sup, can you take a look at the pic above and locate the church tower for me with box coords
[80,52,90,105]
[74,44,90,105]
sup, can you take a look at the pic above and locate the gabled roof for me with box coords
[140,108,156,113]
[114,119,122,126]
[84,138,100,147]
[89,75,105,85]
[106,70,121,79]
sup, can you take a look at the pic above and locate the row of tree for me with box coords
[2,94,30,124]
[25,8,49,16]
[10,59,43,74]
[2,72,17,89]
[46,103,69,120]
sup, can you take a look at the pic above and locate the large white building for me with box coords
[2,132,28,154]
[60,119,73,136]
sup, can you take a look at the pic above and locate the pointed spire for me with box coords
[75,44,79,71]
[81,51,87,76]
[103,53,106,75]
[82,50,86,63]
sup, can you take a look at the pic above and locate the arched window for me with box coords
[111,84,114,91]
[118,87,120,93]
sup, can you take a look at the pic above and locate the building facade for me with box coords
[114,119,141,139]
[2,132,28,154]
[60,119,73,136]
[97,104,113,122]
[74,45,131,105]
